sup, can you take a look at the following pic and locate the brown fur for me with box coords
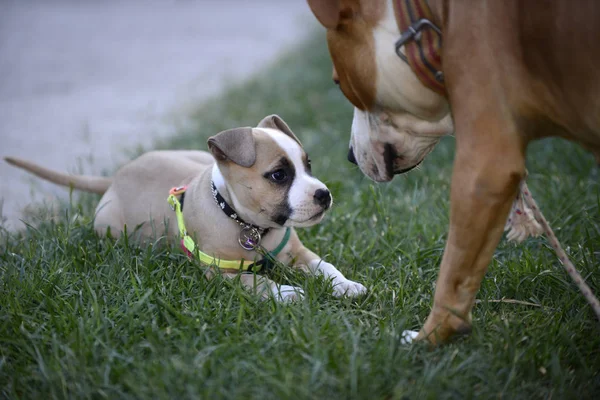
[325,0,380,110]
[308,0,600,343]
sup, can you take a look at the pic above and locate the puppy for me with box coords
[5,115,367,301]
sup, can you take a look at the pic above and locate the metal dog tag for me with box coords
[238,226,261,251]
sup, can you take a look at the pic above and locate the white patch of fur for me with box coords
[348,1,453,182]
[401,330,419,344]
[271,284,304,302]
[308,259,367,297]
[211,162,243,217]
[262,128,331,227]
[350,107,453,181]
[373,1,448,116]
[211,163,226,191]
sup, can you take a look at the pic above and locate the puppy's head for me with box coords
[208,115,332,228]
[307,0,453,182]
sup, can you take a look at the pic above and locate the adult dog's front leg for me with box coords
[417,125,526,344]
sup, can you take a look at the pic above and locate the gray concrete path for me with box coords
[0,0,314,230]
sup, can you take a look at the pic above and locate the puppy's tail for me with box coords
[4,156,112,194]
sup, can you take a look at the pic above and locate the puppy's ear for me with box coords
[257,114,302,147]
[307,0,340,29]
[208,127,256,167]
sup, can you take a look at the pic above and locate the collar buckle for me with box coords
[395,18,443,83]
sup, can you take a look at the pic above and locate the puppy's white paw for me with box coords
[401,330,419,345]
[273,284,304,302]
[332,279,367,298]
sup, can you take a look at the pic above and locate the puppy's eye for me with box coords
[270,169,288,183]
[306,158,312,171]
[333,78,340,86]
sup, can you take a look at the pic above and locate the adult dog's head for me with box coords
[307,0,454,182]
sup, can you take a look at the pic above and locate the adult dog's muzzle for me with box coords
[347,147,358,165]
[348,144,417,175]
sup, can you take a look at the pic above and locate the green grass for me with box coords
[2,34,600,399]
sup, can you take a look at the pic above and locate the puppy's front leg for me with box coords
[208,269,304,302]
[309,258,367,297]
[289,234,366,297]
[239,273,305,302]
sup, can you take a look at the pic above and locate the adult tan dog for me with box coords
[307,0,600,344]
[6,115,367,301]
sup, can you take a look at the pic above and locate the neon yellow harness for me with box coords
[167,185,290,272]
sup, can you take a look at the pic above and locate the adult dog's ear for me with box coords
[257,114,302,146]
[306,0,340,29]
[208,127,256,167]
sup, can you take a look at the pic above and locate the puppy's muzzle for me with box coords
[313,188,332,209]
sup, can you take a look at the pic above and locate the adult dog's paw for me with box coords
[332,279,367,297]
[273,284,304,302]
[401,330,419,345]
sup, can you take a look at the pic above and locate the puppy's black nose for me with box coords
[314,188,331,208]
[347,147,357,165]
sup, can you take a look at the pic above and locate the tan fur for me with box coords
[308,0,600,343]
[6,116,367,301]
[207,127,256,168]
[4,156,112,194]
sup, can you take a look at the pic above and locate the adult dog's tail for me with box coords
[5,157,112,195]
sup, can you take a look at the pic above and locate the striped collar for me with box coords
[393,0,445,95]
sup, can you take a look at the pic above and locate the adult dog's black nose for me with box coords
[347,147,358,165]
[313,188,331,208]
